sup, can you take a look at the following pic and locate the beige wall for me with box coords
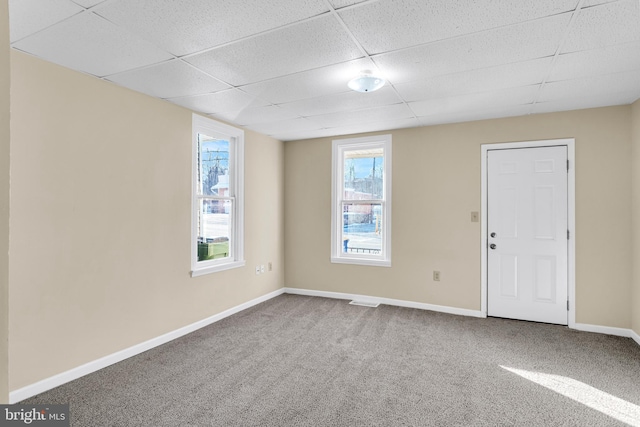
[632,99,640,337]
[0,0,9,404]
[9,51,284,391]
[285,107,633,328]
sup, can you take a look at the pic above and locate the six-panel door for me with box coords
[487,146,568,325]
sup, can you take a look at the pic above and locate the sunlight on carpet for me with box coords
[501,366,640,427]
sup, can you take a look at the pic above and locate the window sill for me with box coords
[331,257,391,267]
[191,260,246,277]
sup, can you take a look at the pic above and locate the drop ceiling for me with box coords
[9,0,640,141]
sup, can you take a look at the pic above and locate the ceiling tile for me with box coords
[246,117,324,136]
[550,41,640,81]
[409,85,539,117]
[539,70,640,102]
[95,0,329,57]
[419,104,533,126]
[533,90,640,114]
[9,0,83,42]
[185,16,363,86]
[311,103,414,128]
[70,0,106,7]
[339,0,578,54]
[272,117,421,141]
[374,13,571,84]
[240,58,373,104]
[106,60,230,99]
[328,0,369,9]
[168,89,268,115]
[12,13,173,77]
[280,86,402,117]
[212,105,301,126]
[582,0,618,6]
[394,57,552,102]
[562,0,640,53]
[324,116,421,135]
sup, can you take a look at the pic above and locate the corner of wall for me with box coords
[0,0,10,404]
[632,99,640,340]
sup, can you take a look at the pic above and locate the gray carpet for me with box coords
[23,294,640,426]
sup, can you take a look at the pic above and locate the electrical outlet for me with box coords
[260,265,265,273]
[433,271,441,281]
[255,266,260,275]
[268,262,272,271]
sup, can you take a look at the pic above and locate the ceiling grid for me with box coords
[8,0,640,140]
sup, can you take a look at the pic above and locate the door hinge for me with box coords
[567,230,570,240]
[567,300,570,311]
[567,159,569,171]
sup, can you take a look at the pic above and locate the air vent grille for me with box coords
[349,300,380,308]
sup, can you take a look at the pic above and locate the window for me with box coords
[331,134,392,266]
[191,114,245,277]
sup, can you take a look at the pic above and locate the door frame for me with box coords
[481,139,576,327]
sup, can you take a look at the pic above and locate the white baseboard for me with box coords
[631,329,640,346]
[283,287,485,318]
[9,288,285,404]
[573,323,635,339]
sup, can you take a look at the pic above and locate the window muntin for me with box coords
[192,115,244,276]
[332,135,391,266]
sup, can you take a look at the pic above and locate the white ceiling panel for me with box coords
[168,89,268,115]
[419,104,533,127]
[395,57,552,102]
[240,58,374,105]
[95,0,329,57]
[323,117,421,135]
[212,105,301,126]
[328,0,369,9]
[409,85,539,117]
[9,0,83,42]
[311,103,414,128]
[246,117,324,136]
[106,60,230,99]
[533,90,640,114]
[550,41,640,81]
[339,0,578,54]
[373,13,571,84]
[12,13,173,77]
[270,117,421,141]
[582,0,618,6]
[185,16,363,86]
[272,117,421,141]
[539,70,640,102]
[70,0,107,7]
[280,86,402,117]
[561,0,640,53]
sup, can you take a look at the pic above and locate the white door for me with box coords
[487,146,568,325]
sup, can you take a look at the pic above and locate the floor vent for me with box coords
[349,300,380,308]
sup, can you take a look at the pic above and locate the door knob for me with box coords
[490,232,496,238]
[490,244,497,250]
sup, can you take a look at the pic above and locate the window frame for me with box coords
[331,134,392,267]
[191,114,245,277]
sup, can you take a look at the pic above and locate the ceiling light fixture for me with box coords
[348,70,386,93]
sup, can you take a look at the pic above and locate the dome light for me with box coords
[348,70,386,93]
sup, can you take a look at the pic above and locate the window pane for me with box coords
[342,203,382,255]
[198,134,230,196]
[197,199,232,262]
[343,148,384,200]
